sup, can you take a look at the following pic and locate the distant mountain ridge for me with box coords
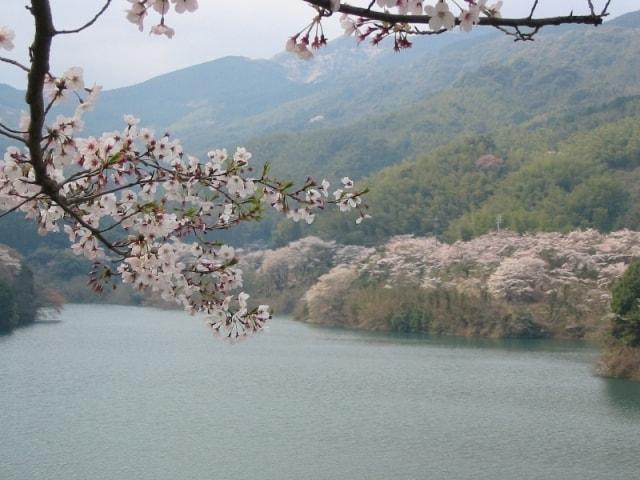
[1,11,640,252]
[1,11,639,154]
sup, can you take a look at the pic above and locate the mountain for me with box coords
[609,9,640,28]
[1,11,640,253]
[2,12,639,156]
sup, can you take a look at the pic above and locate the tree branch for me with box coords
[529,0,540,19]
[26,0,58,198]
[54,199,128,257]
[54,0,112,35]
[0,120,28,143]
[304,0,606,29]
[0,121,26,135]
[0,56,30,73]
[0,192,42,220]
[66,177,160,206]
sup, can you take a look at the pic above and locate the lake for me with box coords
[1,304,639,480]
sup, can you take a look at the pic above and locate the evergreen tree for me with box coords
[611,260,640,347]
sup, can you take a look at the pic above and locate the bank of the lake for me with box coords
[1,304,639,480]
[240,232,640,346]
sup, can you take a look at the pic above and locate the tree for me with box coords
[611,260,640,347]
[0,0,611,338]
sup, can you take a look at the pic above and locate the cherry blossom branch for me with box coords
[67,179,159,205]
[54,199,129,257]
[304,0,607,28]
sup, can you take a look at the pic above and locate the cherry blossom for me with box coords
[424,1,456,31]
[283,230,640,329]
[478,0,503,18]
[459,6,481,32]
[172,0,199,14]
[151,23,175,39]
[0,26,15,51]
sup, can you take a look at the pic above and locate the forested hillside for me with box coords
[301,97,640,245]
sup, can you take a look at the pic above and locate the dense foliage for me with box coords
[299,106,640,245]
[611,260,640,347]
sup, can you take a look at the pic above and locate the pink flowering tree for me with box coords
[0,1,610,338]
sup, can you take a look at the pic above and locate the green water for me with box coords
[1,305,639,480]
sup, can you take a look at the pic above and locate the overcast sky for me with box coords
[1,0,637,89]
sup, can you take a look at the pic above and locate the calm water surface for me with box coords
[1,305,639,480]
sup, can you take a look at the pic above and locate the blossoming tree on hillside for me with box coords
[0,0,612,338]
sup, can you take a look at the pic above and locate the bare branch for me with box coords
[0,121,26,135]
[54,0,112,35]
[529,0,540,19]
[0,56,30,73]
[0,127,27,144]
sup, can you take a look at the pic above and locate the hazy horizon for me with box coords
[0,0,637,90]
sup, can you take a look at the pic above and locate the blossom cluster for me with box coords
[0,25,15,51]
[122,0,503,59]
[126,0,199,38]
[286,0,503,59]
[0,60,368,339]
[242,236,373,294]
[355,229,640,306]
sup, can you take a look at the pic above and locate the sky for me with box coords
[1,0,637,90]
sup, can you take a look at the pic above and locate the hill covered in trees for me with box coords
[299,98,640,245]
[0,245,45,333]
[241,230,640,341]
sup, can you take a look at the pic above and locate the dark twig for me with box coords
[54,0,112,35]
[529,0,540,19]
[0,121,25,135]
[0,127,27,144]
[0,56,30,72]
[0,192,42,219]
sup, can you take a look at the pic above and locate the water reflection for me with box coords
[305,322,595,354]
[604,378,640,418]
[1,306,638,480]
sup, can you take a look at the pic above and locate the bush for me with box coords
[597,343,640,381]
[610,260,640,347]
